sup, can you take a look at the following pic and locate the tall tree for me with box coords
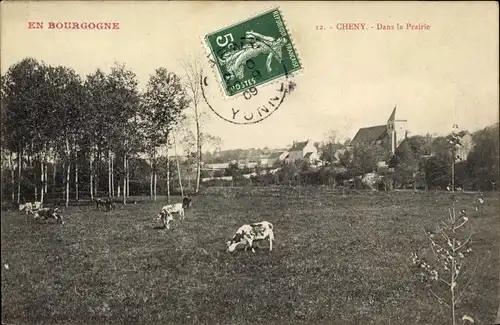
[142,68,190,202]
[180,59,209,195]
[47,65,87,207]
[1,58,47,203]
[104,63,142,204]
[84,69,109,200]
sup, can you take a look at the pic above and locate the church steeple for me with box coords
[387,105,396,124]
[387,106,397,154]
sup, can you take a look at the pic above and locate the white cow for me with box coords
[226,221,275,253]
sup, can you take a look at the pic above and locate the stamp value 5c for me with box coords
[205,8,302,97]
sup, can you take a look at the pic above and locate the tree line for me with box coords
[1,57,221,207]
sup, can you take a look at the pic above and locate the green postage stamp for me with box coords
[204,8,302,97]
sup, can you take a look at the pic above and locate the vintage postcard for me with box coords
[1,2,499,325]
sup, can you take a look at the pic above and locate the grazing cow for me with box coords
[19,201,42,215]
[95,198,116,211]
[226,221,275,253]
[182,196,192,209]
[156,209,174,230]
[34,207,64,224]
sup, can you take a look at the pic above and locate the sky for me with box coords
[1,1,498,152]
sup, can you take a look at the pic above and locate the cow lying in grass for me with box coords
[34,207,64,224]
[95,198,116,211]
[226,221,275,253]
[19,201,42,215]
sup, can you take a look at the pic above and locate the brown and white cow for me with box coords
[226,221,275,253]
[156,209,175,230]
[156,202,187,230]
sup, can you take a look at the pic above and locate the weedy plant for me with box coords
[411,125,478,325]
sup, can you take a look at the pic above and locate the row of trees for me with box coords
[1,57,221,207]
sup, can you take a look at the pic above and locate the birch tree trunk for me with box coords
[53,158,57,200]
[126,157,130,198]
[108,150,112,197]
[166,139,171,203]
[62,162,66,201]
[34,157,38,201]
[195,119,202,194]
[173,131,184,197]
[44,164,48,194]
[122,154,127,205]
[153,170,157,201]
[150,151,154,199]
[111,154,115,197]
[96,149,100,198]
[150,171,153,199]
[40,160,44,204]
[90,151,94,200]
[66,162,71,208]
[75,162,79,203]
[17,148,22,204]
[9,152,15,202]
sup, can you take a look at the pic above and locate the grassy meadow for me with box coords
[1,187,499,325]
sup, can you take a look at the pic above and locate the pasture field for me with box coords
[1,187,499,325]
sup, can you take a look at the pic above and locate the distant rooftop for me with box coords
[289,141,309,151]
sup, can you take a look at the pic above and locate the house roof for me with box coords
[289,141,309,151]
[351,125,387,145]
[303,152,313,159]
[268,151,285,159]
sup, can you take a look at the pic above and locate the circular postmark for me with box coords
[201,33,298,125]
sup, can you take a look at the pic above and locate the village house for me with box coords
[259,155,269,167]
[285,140,319,164]
[266,151,289,167]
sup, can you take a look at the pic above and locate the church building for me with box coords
[350,106,408,154]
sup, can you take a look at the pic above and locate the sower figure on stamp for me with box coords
[218,31,288,80]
